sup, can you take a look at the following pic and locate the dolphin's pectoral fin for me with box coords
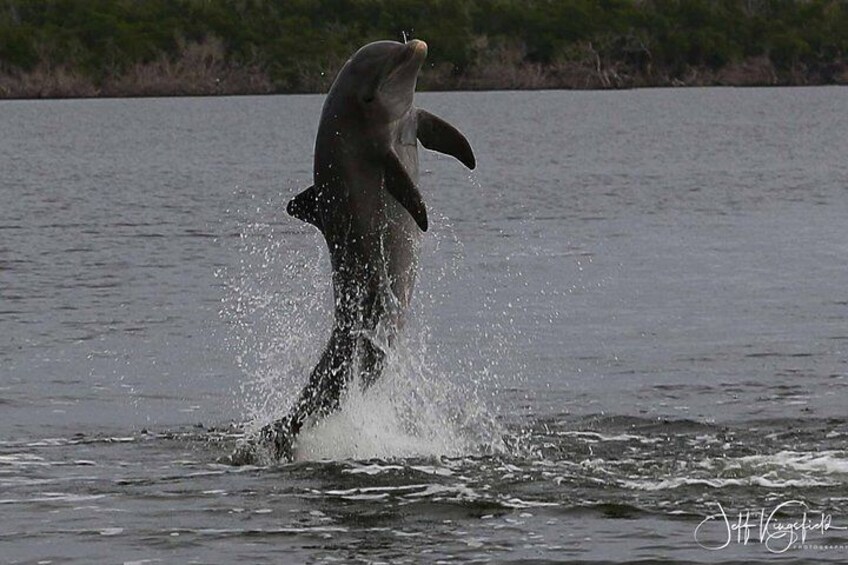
[384,150,428,232]
[287,185,324,232]
[416,109,476,170]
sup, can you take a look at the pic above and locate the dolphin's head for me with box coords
[335,39,427,122]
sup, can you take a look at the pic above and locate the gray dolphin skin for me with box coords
[257,39,476,461]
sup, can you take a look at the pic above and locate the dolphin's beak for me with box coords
[408,39,428,58]
[379,39,427,104]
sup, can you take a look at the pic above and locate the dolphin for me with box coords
[256,39,475,461]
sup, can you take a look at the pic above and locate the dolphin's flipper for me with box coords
[287,185,324,231]
[416,109,476,170]
[384,150,428,232]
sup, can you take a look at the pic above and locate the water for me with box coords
[1,88,847,563]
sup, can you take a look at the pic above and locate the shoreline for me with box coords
[1,81,844,102]
[2,68,845,102]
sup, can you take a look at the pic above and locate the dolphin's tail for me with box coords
[255,327,386,461]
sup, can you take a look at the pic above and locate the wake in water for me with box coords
[219,189,512,465]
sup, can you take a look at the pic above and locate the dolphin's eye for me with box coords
[362,94,375,104]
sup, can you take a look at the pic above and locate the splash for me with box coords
[220,186,512,463]
[295,338,503,461]
[217,187,330,431]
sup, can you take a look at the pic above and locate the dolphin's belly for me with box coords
[320,156,421,328]
[333,197,420,303]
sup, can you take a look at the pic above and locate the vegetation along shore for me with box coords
[1,0,847,99]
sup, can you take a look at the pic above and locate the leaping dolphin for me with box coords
[257,39,476,461]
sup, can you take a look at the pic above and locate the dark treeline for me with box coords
[1,0,847,98]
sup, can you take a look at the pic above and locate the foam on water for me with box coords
[294,349,501,461]
[738,450,848,475]
[295,392,464,461]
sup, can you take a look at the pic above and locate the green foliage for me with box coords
[1,0,846,90]
[0,24,38,70]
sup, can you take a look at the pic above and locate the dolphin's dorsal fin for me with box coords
[416,109,476,170]
[287,185,324,232]
[384,151,428,232]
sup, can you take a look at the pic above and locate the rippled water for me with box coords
[1,88,847,563]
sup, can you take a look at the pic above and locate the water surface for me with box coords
[1,88,847,563]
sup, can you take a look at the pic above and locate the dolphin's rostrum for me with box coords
[258,39,475,461]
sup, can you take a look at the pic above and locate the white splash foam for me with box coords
[619,449,848,491]
[556,431,645,442]
[343,463,406,475]
[738,450,848,475]
[293,362,484,461]
[620,476,837,491]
